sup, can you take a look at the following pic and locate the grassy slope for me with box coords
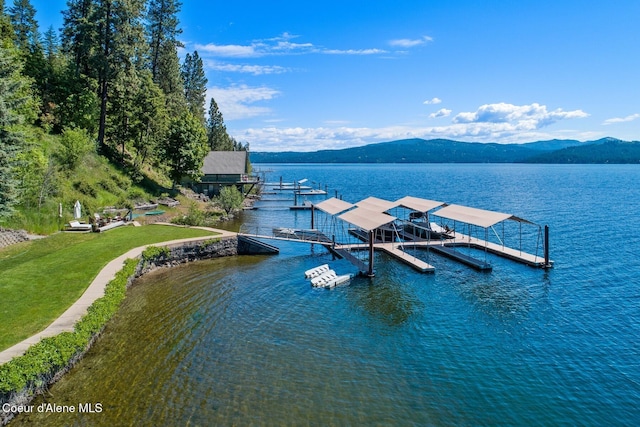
[0,224,215,351]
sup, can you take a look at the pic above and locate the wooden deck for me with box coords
[377,243,435,273]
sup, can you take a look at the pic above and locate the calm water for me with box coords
[13,164,640,426]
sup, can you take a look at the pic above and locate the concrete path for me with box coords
[0,225,237,364]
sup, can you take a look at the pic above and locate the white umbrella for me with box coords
[74,200,82,219]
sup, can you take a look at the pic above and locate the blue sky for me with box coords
[30,0,640,151]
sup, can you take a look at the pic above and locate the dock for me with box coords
[240,194,552,277]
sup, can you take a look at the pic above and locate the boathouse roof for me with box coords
[393,196,445,213]
[433,204,532,228]
[338,207,396,231]
[355,196,396,213]
[202,151,248,175]
[314,197,355,215]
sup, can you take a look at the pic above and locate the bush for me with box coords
[57,128,93,171]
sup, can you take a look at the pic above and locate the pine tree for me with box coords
[206,97,231,151]
[181,50,207,124]
[147,0,181,79]
[8,0,39,51]
[61,0,97,77]
[0,43,28,220]
[94,0,147,155]
[146,0,184,115]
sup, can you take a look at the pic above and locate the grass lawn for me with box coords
[0,224,217,351]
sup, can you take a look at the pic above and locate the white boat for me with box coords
[310,270,337,287]
[304,264,330,278]
[323,274,353,289]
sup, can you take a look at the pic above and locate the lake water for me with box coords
[12,164,640,426]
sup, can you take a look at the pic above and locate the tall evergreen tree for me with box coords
[0,43,28,220]
[8,0,39,51]
[94,0,146,154]
[146,0,184,115]
[206,97,231,151]
[181,50,206,124]
[61,0,96,77]
[147,0,181,78]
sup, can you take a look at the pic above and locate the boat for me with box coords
[401,221,453,240]
[304,264,330,278]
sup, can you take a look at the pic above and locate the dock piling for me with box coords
[544,225,551,269]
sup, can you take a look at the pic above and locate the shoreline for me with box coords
[0,225,238,426]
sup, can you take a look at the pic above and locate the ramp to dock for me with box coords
[329,247,369,274]
[237,235,280,255]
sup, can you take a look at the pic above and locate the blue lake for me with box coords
[13,164,640,426]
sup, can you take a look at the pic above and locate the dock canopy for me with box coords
[314,197,355,215]
[393,196,445,213]
[339,207,396,232]
[355,196,397,213]
[433,204,531,228]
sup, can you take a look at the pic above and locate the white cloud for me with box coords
[207,85,280,121]
[423,97,442,105]
[452,102,589,129]
[602,113,640,125]
[323,48,387,55]
[389,36,433,48]
[429,108,452,119]
[194,32,413,59]
[204,60,290,75]
[196,43,257,57]
[228,102,591,151]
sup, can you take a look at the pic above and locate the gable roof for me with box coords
[202,151,247,175]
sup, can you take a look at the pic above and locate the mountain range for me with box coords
[250,137,640,164]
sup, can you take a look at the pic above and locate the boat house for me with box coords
[186,151,259,196]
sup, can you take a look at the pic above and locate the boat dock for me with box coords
[240,194,552,277]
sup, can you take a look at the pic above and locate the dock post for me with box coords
[544,225,551,268]
[367,230,375,277]
[311,205,315,229]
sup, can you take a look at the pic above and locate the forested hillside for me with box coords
[0,0,245,233]
[251,137,640,164]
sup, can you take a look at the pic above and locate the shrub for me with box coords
[57,128,93,171]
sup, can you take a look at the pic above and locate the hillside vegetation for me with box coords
[251,137,640,164]
[0,0,250,234]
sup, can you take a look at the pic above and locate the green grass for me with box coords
[0,224,216,351]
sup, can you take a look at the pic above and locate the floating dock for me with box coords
[239,194,552,277]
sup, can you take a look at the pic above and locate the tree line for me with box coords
[0,0,245,220]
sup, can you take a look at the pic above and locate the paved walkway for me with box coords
[0,225,237,364]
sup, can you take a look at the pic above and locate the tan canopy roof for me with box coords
[433,204,530,228]
[393,196,445,212]
[313,197,355,215]
[355,196,397,213]
[338,207,396,231]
